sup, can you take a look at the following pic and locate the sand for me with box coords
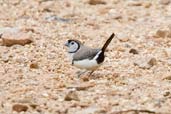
[0,0,171,114]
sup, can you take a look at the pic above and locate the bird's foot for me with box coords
[89,70,95,76]
[76,70,87,78]
[76,70,95,78]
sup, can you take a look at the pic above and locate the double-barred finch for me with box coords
[65,33,115,77]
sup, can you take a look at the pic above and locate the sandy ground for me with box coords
[0,0,171,114]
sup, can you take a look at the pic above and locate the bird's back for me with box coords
[73,46,100,61]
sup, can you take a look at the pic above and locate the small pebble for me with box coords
[159,0,170,5]
[163,91,170,97]
[148,58,157,66]
[88,0,106,5]
[127,1,143,6]
[12,104,28,112]
[1,54,9,63]
[64,90,80,101]
[154,29,168,38]
[134,56,157,69]
[30,62,39,69]
[129,49,139,54]
[1,28,32,46]
[117,33,129,42]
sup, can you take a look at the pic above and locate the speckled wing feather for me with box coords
[73,46,100,61]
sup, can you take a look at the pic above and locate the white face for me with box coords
[65,40,80,53]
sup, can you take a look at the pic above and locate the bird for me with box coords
[65,33,115,77]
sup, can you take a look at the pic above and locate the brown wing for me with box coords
[73,46,100,61]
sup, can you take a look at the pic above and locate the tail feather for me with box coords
[101,33,115,52]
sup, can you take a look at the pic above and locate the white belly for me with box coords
[73,59,100,70]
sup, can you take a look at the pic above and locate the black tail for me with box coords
[101,33,115,52]
[96,33,115,64]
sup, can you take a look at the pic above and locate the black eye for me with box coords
[71,42,74,45]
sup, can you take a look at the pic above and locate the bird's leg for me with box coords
[77,70,87,78]
[77,70,95,78]
[89,70,95,76]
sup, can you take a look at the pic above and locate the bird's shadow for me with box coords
[77,71,119,80]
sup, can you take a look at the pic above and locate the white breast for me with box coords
[73,59,100,70]
[67,53,74,60]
